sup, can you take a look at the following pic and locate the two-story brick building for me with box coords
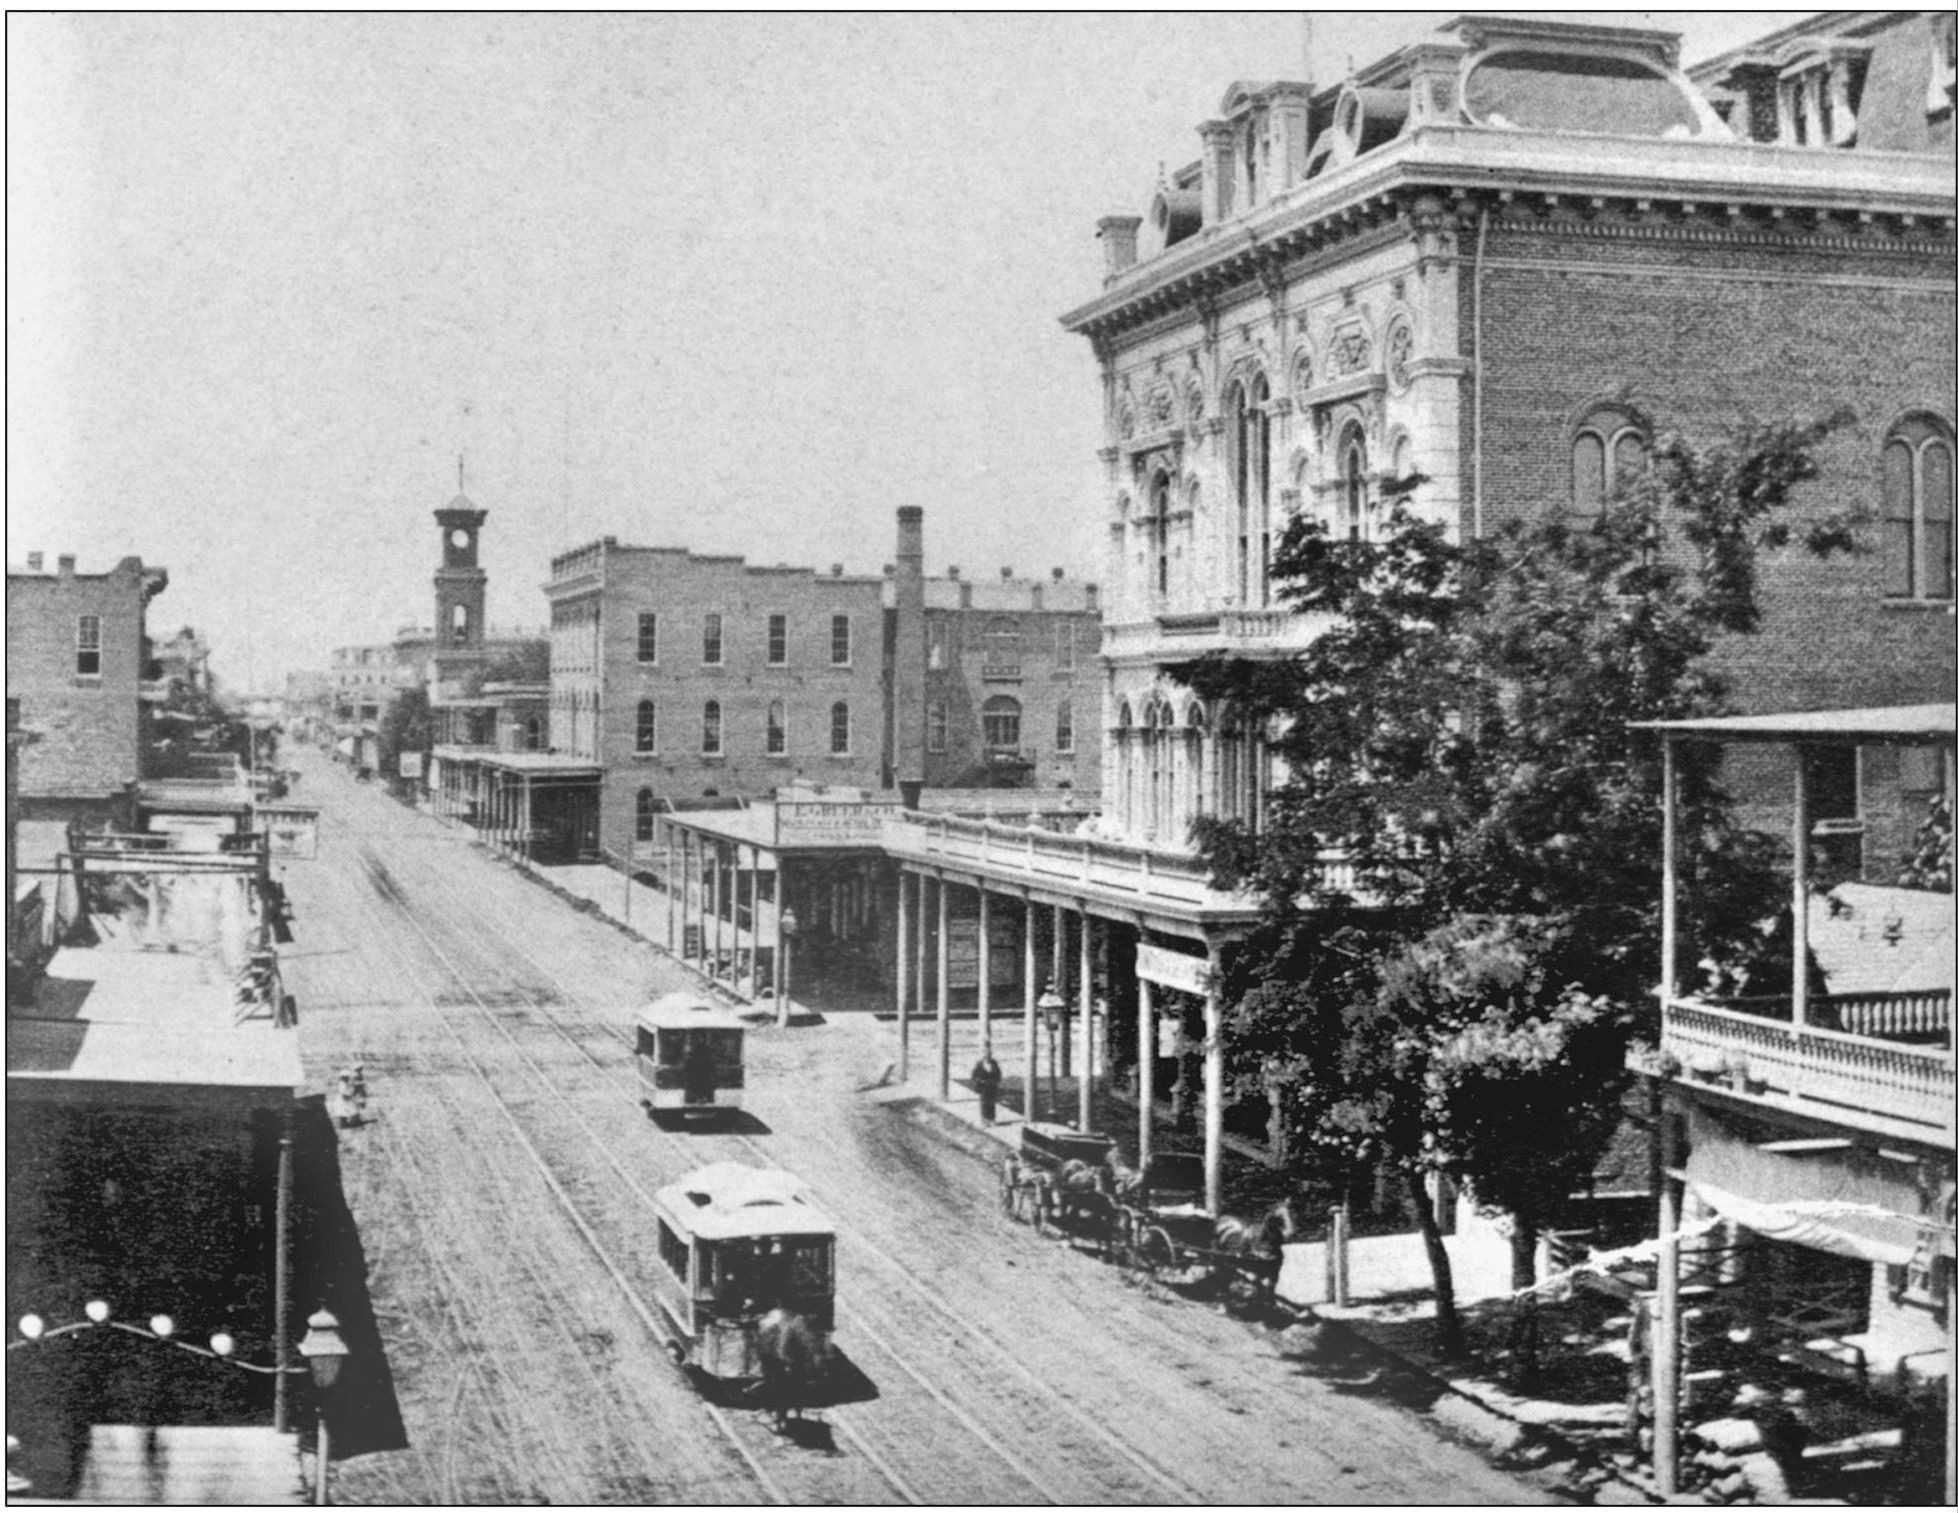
[4,551,169,833]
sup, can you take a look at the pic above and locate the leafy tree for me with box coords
[1177,412,1852,1357]
[377,686,432,791]
[479,638,550,686]
[1898,793,1952,893]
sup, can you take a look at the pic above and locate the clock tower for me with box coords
[433,495,489,696]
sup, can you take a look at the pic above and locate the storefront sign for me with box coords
[948,918,981,989]
[775,800,900,847]
[258,806,321,860]
[1137,940,1209,995]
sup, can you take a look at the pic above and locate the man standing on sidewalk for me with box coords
[970,1042,1003,1125]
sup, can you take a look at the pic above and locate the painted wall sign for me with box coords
[1136,940,1209,995]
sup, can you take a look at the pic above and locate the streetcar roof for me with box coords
[654,1161,836,1241]
[637,993,748,1034]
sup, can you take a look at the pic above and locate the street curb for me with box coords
[890,1084,1662,1506]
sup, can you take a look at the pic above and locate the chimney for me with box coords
[1199,119,1235,224]
[894,508,926,792]
[1086,584,1100,613]
[1000,566,1013,579]
[1051,567,1065,580]
[959,582,973,609]
[1097,214,1143,278]
[26,552,43,572]
[831,563,843,577]
[57,554,76,576]
[947,565,960,581]
[883,563,895,575]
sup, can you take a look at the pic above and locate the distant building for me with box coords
[4,551,169,831]
[150,626,211,699]
[542,508,1101,868]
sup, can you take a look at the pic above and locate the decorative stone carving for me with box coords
[1330,325,1372,377]
[1185,380,1205,426]
[1146,383,1177,429]
[1118,401,1137,440]
[1291,348,1313,396]
[1386,320,1415,391]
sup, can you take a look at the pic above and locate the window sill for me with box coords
[764,753,791,762]
[1879,597,1955,612]
[630,751,661,761]
[699,753,725,764]
[825,752,854,761]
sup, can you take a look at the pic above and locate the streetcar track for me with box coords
[353,816,1215,1503]
[326,843,803,1505]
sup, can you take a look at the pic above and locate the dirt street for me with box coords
[280,750,1551,1504]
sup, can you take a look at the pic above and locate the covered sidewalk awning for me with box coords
[1634,702,1954,745]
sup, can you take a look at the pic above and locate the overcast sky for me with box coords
[7,9,1808,690]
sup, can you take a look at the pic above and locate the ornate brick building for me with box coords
[1062,11,1954,870]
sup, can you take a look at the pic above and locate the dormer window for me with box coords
[1775,45,1869,148]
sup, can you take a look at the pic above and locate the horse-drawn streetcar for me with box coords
[649,1162,837,1404]
[635,992,747,1123]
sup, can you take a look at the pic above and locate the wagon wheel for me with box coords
[1135,1224,1179,1277]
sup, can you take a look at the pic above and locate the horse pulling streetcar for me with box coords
[649,1162,837,1426]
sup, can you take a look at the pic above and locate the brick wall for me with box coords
[1474,218,1955,717]
[580,548,888,859]
[5,559,157,809]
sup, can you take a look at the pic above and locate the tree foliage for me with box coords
[1176,412,1850,1355]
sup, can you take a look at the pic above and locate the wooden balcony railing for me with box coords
[884,812,1359,914]
[1661,995,1955,1140]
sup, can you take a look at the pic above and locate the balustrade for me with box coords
[1663,996,1955,1138]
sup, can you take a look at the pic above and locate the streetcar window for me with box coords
[657,1029,687,1067]
[636,1025,658,1059]
[657,1218,689,1282]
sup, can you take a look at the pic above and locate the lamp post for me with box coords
[778,906,798,1029]
[1036,982,1065,1126]
[297,1309,349,1507]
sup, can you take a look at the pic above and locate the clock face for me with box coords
[450,529,471,550]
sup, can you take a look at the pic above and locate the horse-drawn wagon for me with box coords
[998,1122,1118,1250]
[1112,1152,1295,1300]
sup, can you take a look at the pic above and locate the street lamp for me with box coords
[1036,982,1065,1126]
[297,1309,349,1507]
[778,906,798,1029]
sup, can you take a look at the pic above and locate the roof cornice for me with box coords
[1062,124,1956,340]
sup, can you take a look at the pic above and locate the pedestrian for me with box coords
[970,1041,1003,1126]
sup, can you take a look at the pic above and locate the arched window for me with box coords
[1233,376,1272,601]
[766,700,786,755]
[702,700,722,755]
[1150,469,1173,600]
[450,602,470,645]
[635,699,657,753]
[1572,406,1648,517]
[1187,702,1209,820]
[1054,698,1074,754]
[635,788,656,843]
[1339,427,1369,540]
[982,696,1022,751]
[1883,415,1954,600]
[829,701,851,755]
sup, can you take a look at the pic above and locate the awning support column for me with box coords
[936,875,951,1101]
[896,869,911,1069]
[1791,745,1810,1034]
[1077,905,1094,1133]
[1203,938,1223,1219]
[1138,962,1155,1168]
[976,887,991,1051]
[1022,891,1037,1123]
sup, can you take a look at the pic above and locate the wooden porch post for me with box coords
[1138,965,1155,1168]
[909,872,927,1084]
[1661,736,1678,1008]
[1203,939,1224,1219]
[977,887,991,1050]
[936,875,951,1101]
[1077,906,1094,1133]
[1053,904,1070,1077]
[1653,1099,1682,1496]
[896,869,911,1068]
[1022,891,1037,1123]
[272,1110,292,1432]
[1791,744,1810,1033]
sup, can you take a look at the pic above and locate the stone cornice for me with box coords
[1061,123,1955,342]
